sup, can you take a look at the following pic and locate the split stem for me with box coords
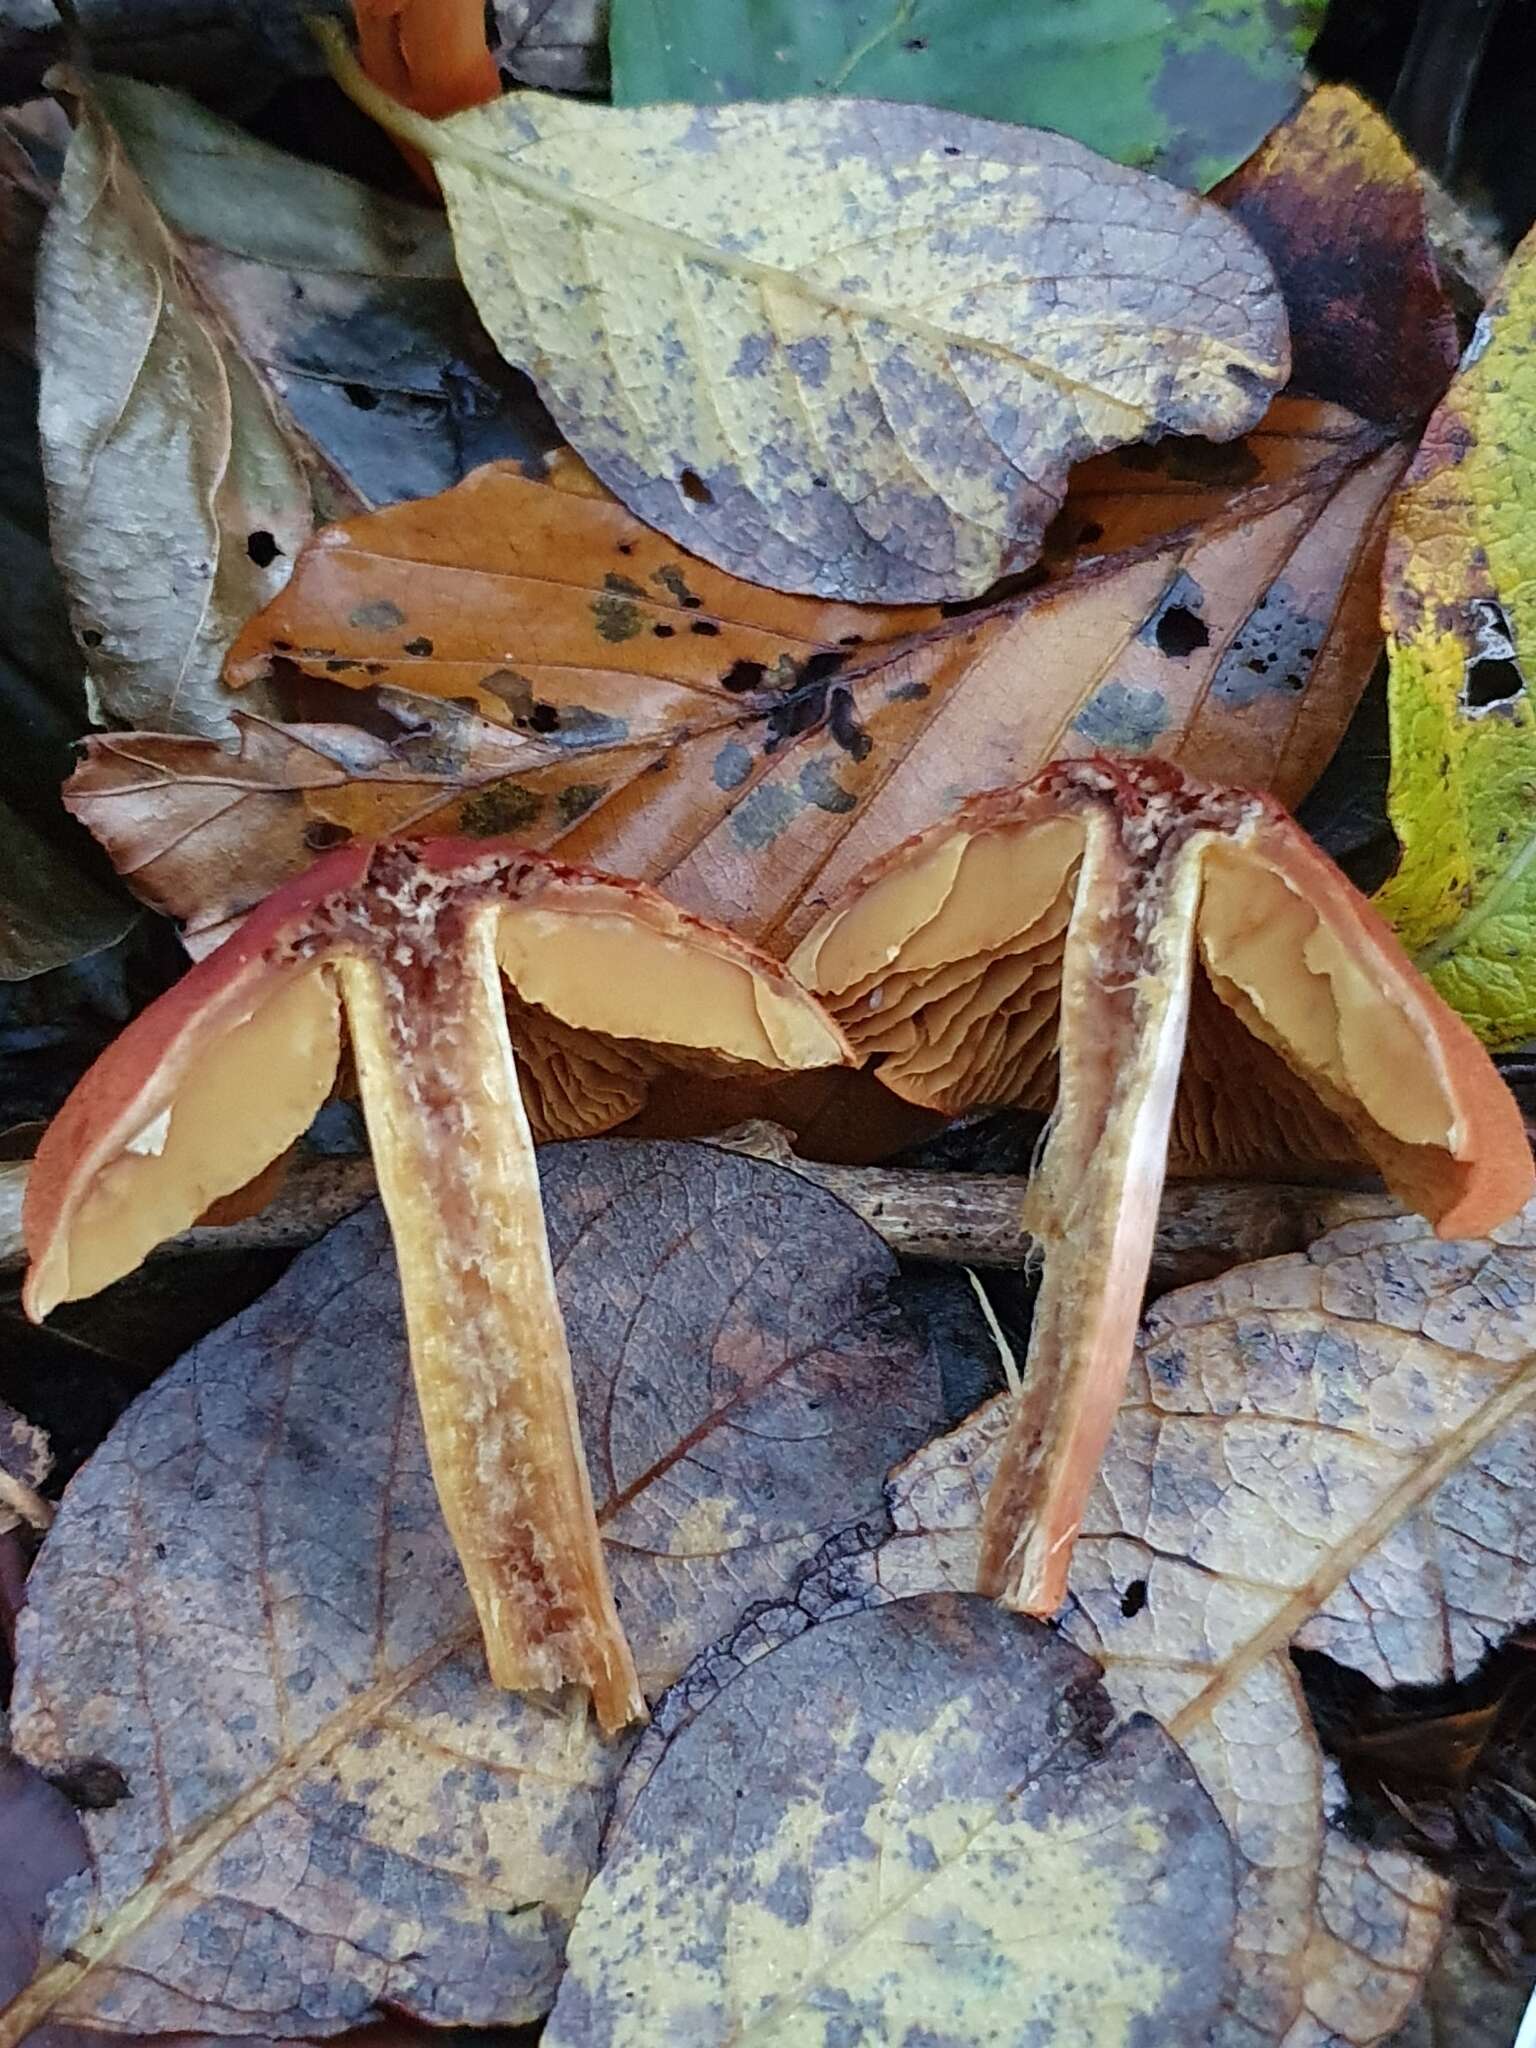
[335,915,643,1734]
[978,821,1203,1613]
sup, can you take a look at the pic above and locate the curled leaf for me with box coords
[548,1595,1236,2046]
[36,83,310,737]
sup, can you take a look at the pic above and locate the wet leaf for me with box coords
[88,397,1393,955]
[708,1199,1536,2042]
[547,1594,1236,2047]
[494,0,607,95]
[36,82,309,738]
[3,1140,952,2037]
[1376,223,1536,1047]
[610,0,1317,194]
[341,53,1287,602]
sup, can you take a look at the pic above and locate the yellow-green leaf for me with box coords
[324,26,1288,604]
[1376,226,1536,1045]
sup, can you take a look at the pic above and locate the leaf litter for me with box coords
[627,1197,1536,2044]
[64,89,1452,967]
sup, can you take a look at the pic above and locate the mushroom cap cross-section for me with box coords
[25,837,850,1734]
[791,755,1534,1617]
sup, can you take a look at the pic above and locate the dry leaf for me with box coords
[548,1596,1236,2046]
[36,82,310,738]
[329,32,1288,603]
[85,398,1401,956]
[636,1200,1536,2043]
[2,1140,955,2038]
[80,75,561,515]
[1387,1930,1535,2048]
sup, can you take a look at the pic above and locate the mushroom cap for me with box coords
[25,837,850,1317]
[791,758,1533,1241]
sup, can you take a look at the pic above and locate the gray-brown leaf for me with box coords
[2,1141,952,2039]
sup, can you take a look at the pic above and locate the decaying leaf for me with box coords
[1215,86,1459,430]
[1376,223,1536,1047]
[36,81,311,738]
[79,76,561,515]
[610,0,1317,193]
[697,1200,1536,2043]
[0,802,134,982]
[0,1394,49,1535]
[494,0,607,95]
[1387,1930,1535,2048]
[86,400,1398,956]
[1,1140,955,2038]
[327,29,1288,604]
[548,1595,1236,2047]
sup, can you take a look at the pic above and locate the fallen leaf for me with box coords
[328,35,1288,603]
[0,1752,90,2041]
[1375,222,1536,1047]
[610,0,1317,194]
[494,0,606,95]
[1387,1930,1535,2048]
[94,399,1401,954]
[82,75,562,516]
[643,1198,1536,2042]
[1,1140,956,2038]
[548,1594,1236,2047]
[0,1396,49,1535]
[36,81,310,737]
[0,804,135,982]
[1215,85,1461,430]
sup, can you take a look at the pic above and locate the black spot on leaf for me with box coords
[246,530,280,568]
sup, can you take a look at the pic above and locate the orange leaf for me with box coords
[85,394,1403,961]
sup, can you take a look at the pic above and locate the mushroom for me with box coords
[24,838,850,1733]
[790,755,1534,1617]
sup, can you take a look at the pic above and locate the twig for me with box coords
[0,1127,1399,1294]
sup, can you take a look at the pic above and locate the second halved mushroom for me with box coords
[24,839,849,1732]
[791,756,1533,1617]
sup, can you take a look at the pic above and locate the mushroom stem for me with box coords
[977,820,1202,1616]
[334,911,643,1733]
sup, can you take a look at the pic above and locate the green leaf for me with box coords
[609,0,1319,193]
[327,30,1288,604]
[1376,224,1536,1045]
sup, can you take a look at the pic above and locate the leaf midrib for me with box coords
[321,27,1274,414]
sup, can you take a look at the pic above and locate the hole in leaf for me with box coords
[904,35,927,49]
[80,628,103,648]
[1465,657,1524,709]
[304,821,353,852]
[342,382,380,410]
[45,1757,130,1811]
[1155,605,1211,659]
[1462,599,1525,713]
[943,144,961,156]
[246,529,280,567]
[1120,1578,1149,1619]
[679,468,713,506]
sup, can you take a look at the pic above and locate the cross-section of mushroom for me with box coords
[791,756,1534,1618]
[24,839,850,1733]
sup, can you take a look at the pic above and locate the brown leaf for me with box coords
[1216,85,1460,428]
[547,1597,1237,2046]
[1,1140,955,2038]
[635,1199,1536,2042]
[492,0,607,95]
[81,396,1403,954]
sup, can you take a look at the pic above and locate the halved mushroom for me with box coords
[25,838,850,1733]
[791,756,1533,1618]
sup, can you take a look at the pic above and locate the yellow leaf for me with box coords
[318,23,1288,604]
[1376,226,1536,1045]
